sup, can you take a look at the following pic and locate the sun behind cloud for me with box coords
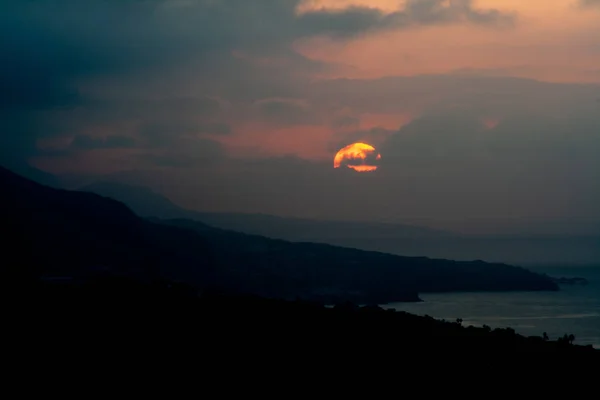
[333,142,381,172]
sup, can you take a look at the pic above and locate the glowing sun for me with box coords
[333,142,381,172]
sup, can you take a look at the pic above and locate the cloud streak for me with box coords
[297,0,516,38]
[70,135,136,150]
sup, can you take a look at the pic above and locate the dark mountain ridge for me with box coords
[157,218,559,300]
[81,180,600,265]
[2,167,558,305]
[80,181,453,240]
[2,166,216,287]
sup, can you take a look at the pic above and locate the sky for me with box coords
[1,0,600,234]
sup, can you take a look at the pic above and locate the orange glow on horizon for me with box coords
[350,165,378,172]
[333,142,381,172]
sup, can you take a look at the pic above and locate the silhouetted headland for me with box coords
[82,181,600,266]
[2,166,559,306]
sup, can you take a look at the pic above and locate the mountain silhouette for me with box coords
[81,180,456,240]
[2,166,216,288]
[2,166,559,305]
[0,160,62,188]
[81,181,190,219]
[157,218,559,302]
[81,180,600,265]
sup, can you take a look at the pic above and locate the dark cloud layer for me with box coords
[299,0,515,38]
[2,0,599,235]
[137,137,225,168]
[329,127,395,153]
[172,107,600,226]
[0,0,517,166]
[70,135,136,150]
[254,98,318,126]
[183,76,599,226]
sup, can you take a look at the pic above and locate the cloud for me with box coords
[297,0,515,38]
[181,108,600,222]
[0,0,517,164]
[160,96,223,116]
[376,109,600,209]
[580,0,600,8]
[0,0,516,110]
[70,135,136,150]
[311,75,600,118]
[134,117,229,168]
[485,115,600,163]
[331,115,360,129]
[139,119,232,146]
[329,127,395,153]
[198,122,233,136]
[3,1,600,232]
[254,98,318,125]
[138,122,193,148]
[403,0,516,27]
[137,137,226,168]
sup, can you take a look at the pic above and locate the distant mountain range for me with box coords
[81,181,453,239]
[2,166,558,304]
[81,181,600,265]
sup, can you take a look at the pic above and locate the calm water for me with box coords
[382,266,600,348]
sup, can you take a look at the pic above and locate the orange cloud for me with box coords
[359,113,414,131]
[219,122,334,160]
[294,0,600,83]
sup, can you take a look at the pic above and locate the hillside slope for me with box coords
[156,218,559,302]
[1,167,216,287]
[81,181,452,240]
[2,167,558,305]
[81,181,600,265]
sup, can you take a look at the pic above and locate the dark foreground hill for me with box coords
[2,166,557,305]
[14,276,598,358]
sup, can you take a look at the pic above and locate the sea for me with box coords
[382,265,600,348]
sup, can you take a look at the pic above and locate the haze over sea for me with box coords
[382,265,600,348]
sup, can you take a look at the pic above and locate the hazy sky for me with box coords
[1,0,600,233]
